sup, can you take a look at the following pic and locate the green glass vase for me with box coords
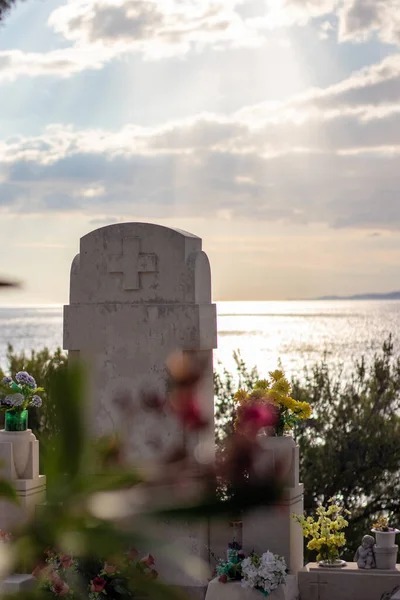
[5,409,28,432]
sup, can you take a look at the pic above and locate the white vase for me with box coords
[372,529,399,548]
[0,429,37,479]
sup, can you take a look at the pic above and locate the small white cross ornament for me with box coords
[107,237,157,290]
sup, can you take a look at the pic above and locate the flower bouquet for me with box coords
[215,540,246,583]
[0,371,44,431]
[33,548,158,598]
[293,498,350,567]
[241,551,288,597]
[234,369,311,436]
[372,517,396,532]
[214,540,288,597]
[372,517,399,547]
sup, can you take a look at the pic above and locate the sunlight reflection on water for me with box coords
[0,301,399,380]
[214,300,400,380]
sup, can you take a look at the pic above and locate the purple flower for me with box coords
[15,372,36,389]
[2,395,14,407]
[6,394,24,407]
[30,395,42,408]
[1,377,12,386]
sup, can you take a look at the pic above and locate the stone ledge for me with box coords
[14,475,47,493]
[172,585,208,600]
[299,562,400,600]
[0,574,36,594]
[205,576,299,600]
[307,561,400,573]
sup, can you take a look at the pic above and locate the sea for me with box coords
[0,301,399,381]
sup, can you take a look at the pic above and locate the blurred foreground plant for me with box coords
[0,353,284,600]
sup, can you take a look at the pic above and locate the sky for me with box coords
[0,0,400,303]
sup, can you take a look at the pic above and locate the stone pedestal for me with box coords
[242,436,304,574]
[0,429,46,532]
[205,576,299,600]
[298,562,400,600]
[375,545,398,570]
[0,574,36,594]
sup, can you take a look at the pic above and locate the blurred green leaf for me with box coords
[0,479,18,504]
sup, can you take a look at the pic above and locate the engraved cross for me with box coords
[107,237,157,290]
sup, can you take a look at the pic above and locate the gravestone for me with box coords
[64,223,217,593]
[242,437,304,576]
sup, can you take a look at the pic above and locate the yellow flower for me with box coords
[270,370,284,382]
[271,377,291,396]
[254,379,270,391]
[292,499,350,553]
[234,389,248,403]
[249,389,268,401]
[234,366,312,431]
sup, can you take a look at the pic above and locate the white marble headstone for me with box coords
[64,222,217,464]
[64,223,217,591]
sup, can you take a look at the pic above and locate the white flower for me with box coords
[241,552,288,595]
[6,394,24,407]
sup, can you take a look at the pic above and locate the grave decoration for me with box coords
[241,551,288,597]
[354,535,376,569]
[293,497,350,567]
[0,371,44,431]
[234,369,311,436]
[372,518,399,569]
[33,548,158,599]
[213,539,288,597]
[214,541,246,583]
[372,517,399,546]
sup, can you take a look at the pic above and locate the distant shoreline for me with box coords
[314,292,400,301]
[1,295,400,307]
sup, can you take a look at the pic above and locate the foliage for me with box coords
[4,334,400,567]
[0,349,284,600]
[292,335,400,559]
[293,498,350,563]
[234,369,312,435]
[214,351,258,444]
[213,337,400,560]
[34,548,158,599]
[0,345,67,447]
[0,0,18,22]
[213,352,259,503]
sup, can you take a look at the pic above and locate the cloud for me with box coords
[0,54,399,229]
[339,0,400,46]
[0,47,115,82]
[257,0,338,28]
[0,0,399,82]
[0,0,267,81]
[49,0,263,58]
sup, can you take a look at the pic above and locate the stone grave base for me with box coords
[0,476,46,531]
[298,562,400,600]
[0,574,36,595]
[205,576,299,600]
[173,585,208,600]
